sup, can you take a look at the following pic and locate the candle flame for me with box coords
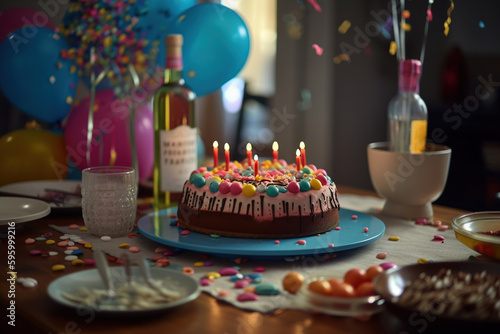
[296,149,301,156]
[213,141,218,148]
[272,141,279,151]
[254,154,258,161]
[224,143,230,151]
[299,141,305,149]
[246,143,252,151]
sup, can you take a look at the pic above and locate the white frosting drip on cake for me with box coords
[180,182,339,222]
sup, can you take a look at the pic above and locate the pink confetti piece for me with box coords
[180,230,191,235]
[253,266,266,272]
[307,0,322,12]
[351,215,358,220]
[335,227,341,230]
[312,44,323,56]
[433,235,445,242]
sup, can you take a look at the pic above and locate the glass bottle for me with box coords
[153,34,197,210]
[388,59,428,153]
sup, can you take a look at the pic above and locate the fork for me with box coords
[120,253,136,307]
[93,250,119,308]
[136,256,179,299]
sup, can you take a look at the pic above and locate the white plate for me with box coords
[0,197,51,226]
[0,180,81,212]
[47,267,201,316]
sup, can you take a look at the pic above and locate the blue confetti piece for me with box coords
[479,21,485,28]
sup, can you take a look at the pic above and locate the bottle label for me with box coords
[160,125,198,192]
[410,120,427,154]
[166,56,183,71]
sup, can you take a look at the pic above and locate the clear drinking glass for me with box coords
[82,166,138,237]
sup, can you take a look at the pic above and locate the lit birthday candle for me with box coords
[254,154,259,176]
[213,141,219,167]
[299,141,306,167]
[296,149,301,170]
[224,143,230,171]
[272,141,279,163]
[246,143,253,164]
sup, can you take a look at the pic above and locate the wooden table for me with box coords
[0,186,469,334]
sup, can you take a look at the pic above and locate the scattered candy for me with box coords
[433,235,445,242]
[128,233,139,238]
[205,272,221,280]
[388,236,400,241]
[180,230,191,235]
[236,292,259,302]
[297,240,306,245]
[57,241,68,247]
[235,279,251,289]
[69,224,79,229]
[17,277,38,288]
[71,250,83,255]
[438,225,449,231]
[155,247,168,253]
[78,240,88,245]
[48,251,58,256]
[274,240,280,244]
[253,266,266,273]
[67,241,75,246]
[376,252,387,259]
[52,265,66,271]
[282,272,305,294]
[335,227,341,230]
[199,278,212,286]
[156,259,169,267]
[433,220,442,227]
[204,261,214,267]
[65,255,78,261]
[218,290,230,297]
[183,267,195,275]
[379,262,398,271]
[71,259,84,266]
[129,246,141,253]
[66,246,79,250]
[35,237,47,242]
[418,258,430,264]
[194,262,204,267]
[219,267,239,276]
[44,232,53,238]
[255,283,280,295]
[83,259,95,266]
[363,227,369,233]
[29,250,42,256]
[328,243,334,248]
[210,234,221,238]
[84,243,92,249]
[415,218,427,225]
[351,215,358,220]
[119,243,130,248]
[100,236,111,241]
[79,227,87,231]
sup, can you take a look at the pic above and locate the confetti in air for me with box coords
[338,20,351,34]
[426,9,433,22]
[312,44,323,56]
[402,10,410,19]
[444,0,454,36]
[307,0,322,12]
[479,20,485,28]
[400,22,411,32]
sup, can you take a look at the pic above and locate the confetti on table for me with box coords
[338,20,351,34]
[388,236,400,241]
[376,252,387,259]
[312,44,323,55]
[389,41,397,55]
[307,0,322,12]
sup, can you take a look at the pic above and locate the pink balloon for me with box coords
[64,89,154,182]
[0,7,56,42]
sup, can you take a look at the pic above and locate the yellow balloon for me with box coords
[0,129,68,186]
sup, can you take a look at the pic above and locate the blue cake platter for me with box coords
[138,208,385,258]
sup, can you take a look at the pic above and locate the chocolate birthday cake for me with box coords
[177,160,340,238]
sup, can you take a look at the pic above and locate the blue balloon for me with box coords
[0,27,78,123]
[158,3,250,97]
[135,0,197,45]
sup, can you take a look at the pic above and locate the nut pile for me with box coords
[398,268,500,321]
